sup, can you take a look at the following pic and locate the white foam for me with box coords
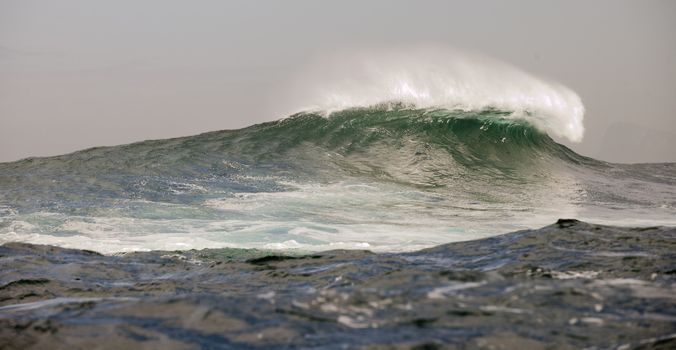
[0,178,584,253]
[283,46,585,142]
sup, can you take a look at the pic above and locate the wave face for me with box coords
[1,107,675,252]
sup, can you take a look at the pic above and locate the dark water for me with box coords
[1,107,674,252]
[1,220,675,349]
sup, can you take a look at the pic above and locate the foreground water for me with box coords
[1,220,674,349]
[1,108,675,252]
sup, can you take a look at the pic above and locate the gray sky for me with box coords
[1,0,675,163]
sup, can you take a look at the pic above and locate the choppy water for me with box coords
[1,107,675,252]
[1,220,674,349]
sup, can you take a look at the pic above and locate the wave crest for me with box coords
[283,47,585,142]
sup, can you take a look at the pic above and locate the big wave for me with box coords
[3,49,675,253]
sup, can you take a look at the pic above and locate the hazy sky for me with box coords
[1,0,675,163]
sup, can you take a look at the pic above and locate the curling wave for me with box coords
[283,47,585,142]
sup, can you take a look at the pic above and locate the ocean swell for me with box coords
[1,106,674,253]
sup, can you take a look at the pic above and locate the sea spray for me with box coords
[280,46,585,142]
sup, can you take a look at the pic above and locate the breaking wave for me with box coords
[282,47,585,142]
[1,106,674,253]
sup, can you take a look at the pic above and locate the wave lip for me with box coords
[286,47,585,142]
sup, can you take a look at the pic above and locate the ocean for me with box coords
[1,107,674,253]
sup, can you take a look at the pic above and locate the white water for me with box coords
[0,179,578,254]
[7,175,675,254]
[284,46,585,142]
